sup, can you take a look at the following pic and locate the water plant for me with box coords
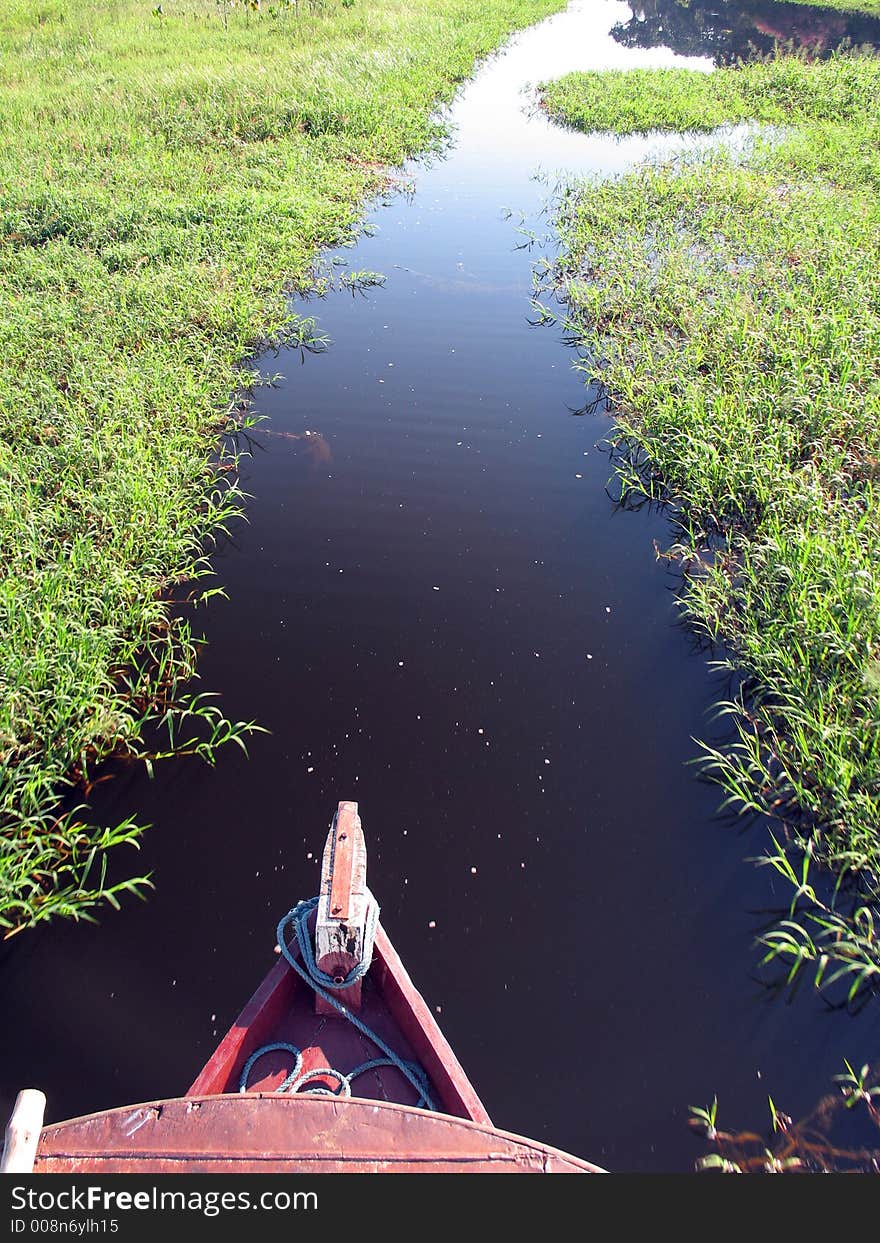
[689,1060,880,1172]
[338,270,386,295]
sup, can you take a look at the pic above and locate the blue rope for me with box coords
[238,895,435,1111]
[238,1042,303,1094]
[280,895,378,991]
[289,1066,352,1098]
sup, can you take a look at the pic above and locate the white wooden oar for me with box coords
[1,1088,46,1173]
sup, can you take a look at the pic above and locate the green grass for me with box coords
[540,54,880,133]
[788,0,880,15]
[538,52,880,1004]
[0,0,565,936]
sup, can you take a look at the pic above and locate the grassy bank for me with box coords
[0,0,564,936]
[539,53,880,1003]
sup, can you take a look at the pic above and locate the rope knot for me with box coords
[238,894,435,1111]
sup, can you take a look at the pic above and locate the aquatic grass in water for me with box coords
[538,52,880,1003]
[0,0,567,934]
[689,1059,880,1172]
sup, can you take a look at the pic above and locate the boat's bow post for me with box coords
[315,800,369,1014]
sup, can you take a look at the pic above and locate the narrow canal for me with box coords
[3,0,879,1172]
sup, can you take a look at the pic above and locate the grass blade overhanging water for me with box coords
[538,49,880,1006]
[0,0,567,936]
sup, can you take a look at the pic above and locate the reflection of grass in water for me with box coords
[539,52,880,1003]
[0,0,567,935]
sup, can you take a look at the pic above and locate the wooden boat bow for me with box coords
[4,801,604,1174]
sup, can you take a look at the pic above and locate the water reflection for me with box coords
[262,428,332,464]
[614,0,880,63]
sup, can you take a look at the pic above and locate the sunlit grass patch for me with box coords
[787,0,880,14]
[540,53,880,134]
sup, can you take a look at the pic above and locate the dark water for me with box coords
[3,0,878,1172]
[615,0,880,63]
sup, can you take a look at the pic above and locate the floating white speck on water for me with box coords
[605,606,611,613]
[470,867,477,874]
[307,766,314,773]
[432,585,440,591]
[428,920,436,929]
[575,473,583,479]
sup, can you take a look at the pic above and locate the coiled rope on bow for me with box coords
[238,895,435,1110]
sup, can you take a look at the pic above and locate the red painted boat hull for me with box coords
[187,923,491,1124]
[32,920,603,1172]
[35,1096,601,1173]
[26,805,605,1173]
